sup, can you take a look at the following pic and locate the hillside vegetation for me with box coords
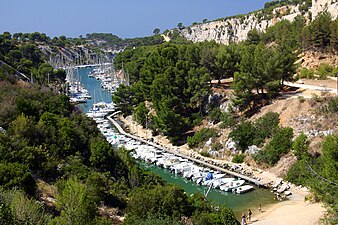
[0,32,240,224]
[113,9,338,223]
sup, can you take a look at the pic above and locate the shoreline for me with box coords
[118,115,326,225]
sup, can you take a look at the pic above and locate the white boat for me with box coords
[233,185,254,194]
[86,109,108,118]
[220,180,245,192]
[212,177,236,189]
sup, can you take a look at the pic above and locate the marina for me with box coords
[72,67,277,218]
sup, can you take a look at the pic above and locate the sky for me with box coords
[1,0,269,39]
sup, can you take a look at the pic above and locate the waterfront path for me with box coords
[108,114,267,187]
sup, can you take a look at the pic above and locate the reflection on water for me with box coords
[76,67,113,113]
[139,162,276,219]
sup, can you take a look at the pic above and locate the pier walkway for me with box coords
[108,114,267,187]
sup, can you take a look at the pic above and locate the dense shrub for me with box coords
[254,127,293,165]
[232,154,245,163]
[0,188,52,225]
[126,185,191,222]
[201,151,211,157]
[327,97,338,113]
[298,67,314,79]
[292,132,309,160]
[0,163,36,196]
[229,121,256,152]
[211,142,223,151]
[187,128,218,148]
[229,112,280,151]
[208,108,222,124]
[286,135,338,224]
[254,112,280,144]
[191,205,239,225]
[220,111,236,128]
[316,63,335,79]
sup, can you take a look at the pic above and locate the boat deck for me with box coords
[108,114,267,187]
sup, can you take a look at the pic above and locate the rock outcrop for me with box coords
[177,0,338,45]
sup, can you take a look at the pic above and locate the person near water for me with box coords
[247,209,252,222]
[241,213,247,225]
[259,203,262,213]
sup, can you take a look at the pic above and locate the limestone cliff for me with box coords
[177,0,338,45]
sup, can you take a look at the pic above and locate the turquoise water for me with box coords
[139,162,276,218]
[77,67,277,218]
[76,67,113,112]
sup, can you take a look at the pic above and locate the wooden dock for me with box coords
[108,114,267,187]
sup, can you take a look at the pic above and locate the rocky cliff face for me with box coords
[177,0,338,45]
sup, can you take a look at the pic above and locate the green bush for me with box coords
[187,128,218,148]
[211,142,223,151]
[292,132,309,160]
[298,67,314,79]
[0,188,52,225]
[327,97,338,113]
[191,205,239,225]
[126,185,190,221]
[229,121,256,152]
[0,163,36,196]
[254,112,280,145]
[316,63,335,79]
[229,113,280,151]
[220,111,236,128]
[232,154,245,163]
[200,151,211,157]
[208,108,222,124]
[298,96,305,103]
[254,127,293,165]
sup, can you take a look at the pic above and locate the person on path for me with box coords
[259,203,262,213]
[241,213,247,225]
[247,209,252,222]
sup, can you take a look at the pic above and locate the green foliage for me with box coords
[187,128,218,148]
[254,112,280,144]
[327,97,338,113]
[292,132,309,160]
[0,188,52,225]
[309,11,332,48]
[86,33,164,49]
[0,201,14,225]
[220,111,236,128]
[0,163,36,196]
[246,29,262,45]
[125,215,181,225]
[208,107,222,124]
[134,102,149,127]
[285,158,312,185]
[316,63,335,79]
[54,177,97,225]
[201,151,212,157]
[298,67,314,79]
[232,154,245,163]
[229,121,256,151]
[126,185,191,222]
[254,127,293,165]
[287,134,338,224]
[211,142,223,151]
[232,44,298,111]
[114,42,244,142]
[191,205,239,225]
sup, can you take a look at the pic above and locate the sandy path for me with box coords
[118,115,326,225]
[253,192,324,225]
